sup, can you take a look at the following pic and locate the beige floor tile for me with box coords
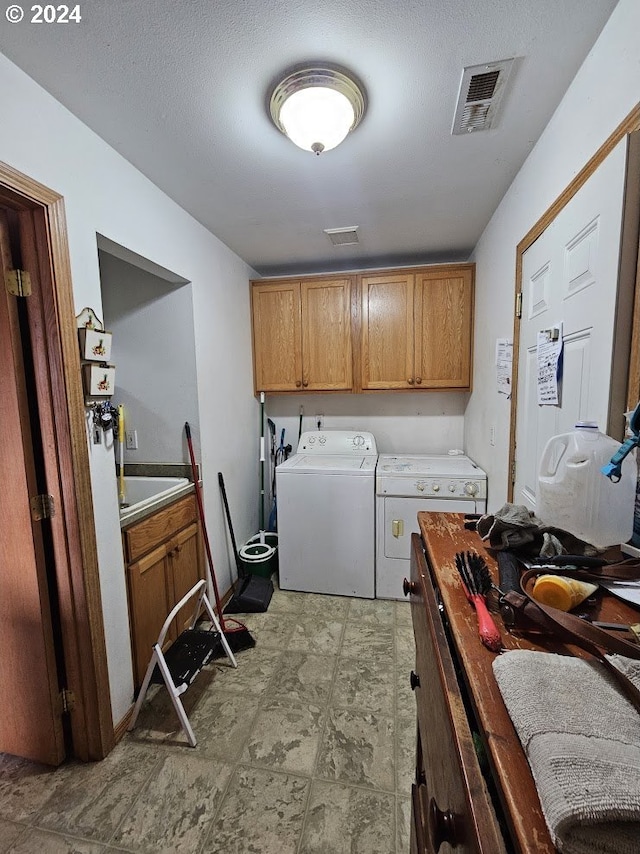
[111,752,232,853]
[241,698,325,776]
[342,623,394,662]
[396,714,416,796]
[299,780,396,854]
[267,587,307,614]
[201,766,309,854]
[316,708,395,791]
[288,618,344,655]
[0,818,26,852]
[35,742,158,843]
[269,652,337,706]
[208,646,283,696]
[396,796,412,854]
[232,612,296,647]
[300,594,350,619]
[347,598,395,625]
[0,755,69,824]
[394,601,413,627]
[8,828,107,853]
[331,657,395,716]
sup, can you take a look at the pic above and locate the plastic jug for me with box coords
[537,422,636,548]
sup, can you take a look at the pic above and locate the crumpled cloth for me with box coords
[493,649,640,854]
[476,503,598,557]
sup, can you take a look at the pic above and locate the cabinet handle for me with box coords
[295,380,302,388]
[402,577,415,597]
[407,377,415,385]
[429,797,460,851]
[416,376,422,384]
[302,380,308,387]
[410,670,420,690]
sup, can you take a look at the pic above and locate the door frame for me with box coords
[508,103,640,501]
[0,161,114,760]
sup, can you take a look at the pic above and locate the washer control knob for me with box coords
[319,436,326,444]
[465,481,479,496]
[432,483,441,493]
[448,483,456,493]
[353,434,365,447]
[416,482,426,493]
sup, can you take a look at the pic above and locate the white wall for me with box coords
[0,53,259,725]
[100,251,200,465]
[266,393,467,456]
[465,0,640,511]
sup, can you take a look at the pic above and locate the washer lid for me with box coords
[376,454,486,479]
[277,454,377,475]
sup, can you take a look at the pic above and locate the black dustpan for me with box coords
[218,472,273,614]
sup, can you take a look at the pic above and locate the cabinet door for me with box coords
[361,272,415,389]
[127,542,174,688]
[301,277,353,390]
[169,523,204,635]
[251,281,303,392]
[414,267,473,389]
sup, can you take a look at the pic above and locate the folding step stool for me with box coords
[128,579,237,746]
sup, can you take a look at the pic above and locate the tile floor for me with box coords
[0,583,416,854]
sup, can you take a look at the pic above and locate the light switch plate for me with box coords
[125,430,138,450]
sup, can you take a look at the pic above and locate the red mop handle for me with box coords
[184,422,226,630]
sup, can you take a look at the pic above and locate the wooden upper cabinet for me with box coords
[301,278,352,391]
[360,272,415,389]
[414,266,474,389]
[251,281,303,392]
[360,265,474,391]
[251,277,353,393]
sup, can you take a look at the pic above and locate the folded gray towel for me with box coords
[493,649,640,854]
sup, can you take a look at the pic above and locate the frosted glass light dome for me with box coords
[269,65,366,155]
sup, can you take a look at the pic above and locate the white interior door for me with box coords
[513,139,628,510]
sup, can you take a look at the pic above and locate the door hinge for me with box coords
[30,494,55,521]
[5,269,32,297]
[515,292,522,319]
[60,688,76,715]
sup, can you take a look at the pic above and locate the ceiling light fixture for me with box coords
[269,64,366,155]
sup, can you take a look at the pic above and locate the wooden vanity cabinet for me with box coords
[251,276,353,393]
[123,494,204,688]
[360,265,474,390]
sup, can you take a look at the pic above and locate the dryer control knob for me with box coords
[465,481,479,496]
[416,483,426,493]
[432,483,441,492]
[448,483,456,493]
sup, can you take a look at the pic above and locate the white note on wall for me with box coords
[496,338,513,397]
[537,323,563,405]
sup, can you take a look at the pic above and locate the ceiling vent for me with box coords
[324,226,360,246]
[452,59,515,135]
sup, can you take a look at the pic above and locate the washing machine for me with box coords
[376,453,487,599]
[276,430,377,598]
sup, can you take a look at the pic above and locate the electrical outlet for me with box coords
[490,425,496,447]
[316,414,324,430]
[125,430,138,450]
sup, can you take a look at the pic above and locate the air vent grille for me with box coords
[466,70,500,102]
[324,226,359,246]
[452,59,515,135]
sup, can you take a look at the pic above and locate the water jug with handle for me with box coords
[537,421,636,549]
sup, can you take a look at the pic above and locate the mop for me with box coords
[184,422,255,654]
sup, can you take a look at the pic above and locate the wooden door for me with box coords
[414,266,473,389]
[301,277,353,391]
[361,272,415,389]
[513,139,629,510]
[127,542,174,688]
[170,523,204,635]
[0,210,66,764]
[251,281,302,392]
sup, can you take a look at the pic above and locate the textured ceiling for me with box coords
[0,0,618,275]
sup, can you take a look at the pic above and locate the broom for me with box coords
[184,422,255,654]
